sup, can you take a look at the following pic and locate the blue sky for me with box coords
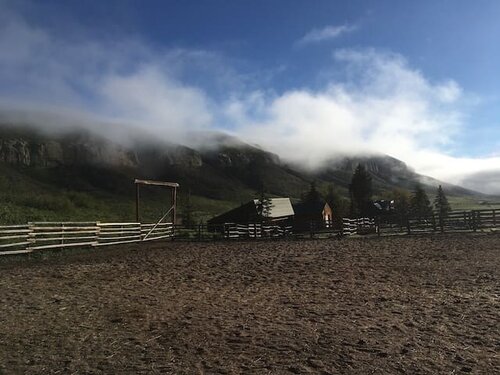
[0,0,499,193]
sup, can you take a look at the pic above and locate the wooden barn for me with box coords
[293,200,333,228]
[208,198,294,225]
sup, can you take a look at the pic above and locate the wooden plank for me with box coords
[101,231,141,235]
[0,229,32,234]
[30,230,99,236]
[0,234,29,240]
[141,223,173,228]
[34,236,97,243]
[98,234,142,241]
[30,226,99,231]
[29,222,96,225]
[0,241,31,249]
[98,222,141,227]
[0,249,33,256]
[29,242,97,250]
[93,239,142,247]
[134,179,179,188]
[0,225,30,229]
[100,228,141,233]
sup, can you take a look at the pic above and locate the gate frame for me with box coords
[134,179,179,225]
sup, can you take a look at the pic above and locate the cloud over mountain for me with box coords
[0,3,499,194]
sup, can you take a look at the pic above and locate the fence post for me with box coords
[439,214,444,233]
[309,220,314,239]
[493,210,496,227]
[406,217,411,235]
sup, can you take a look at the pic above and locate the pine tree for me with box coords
[434,185,451,218]
[392,188,411,224]
[349,164,373,216]
[303,181,322,203]
[181,190,195,228]
[256,186,273,220]
[410,185,433,219]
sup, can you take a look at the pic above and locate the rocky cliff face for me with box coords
[0,134,138,169]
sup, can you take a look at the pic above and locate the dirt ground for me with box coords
[0,234,499,374]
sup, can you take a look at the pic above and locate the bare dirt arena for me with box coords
[1,234,499,374]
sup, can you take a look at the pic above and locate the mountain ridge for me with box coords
[0,122,491,224]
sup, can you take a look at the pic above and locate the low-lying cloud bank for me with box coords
[0,4,499,194]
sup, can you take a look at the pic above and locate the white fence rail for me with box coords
[223,223,293,239]
[0,221,174,256]
[342,217,376,236]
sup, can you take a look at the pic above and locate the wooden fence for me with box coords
[378,209,498,235]
[0,209,497,256]
[222,223,293,239]
[342,217,376,236]
[0,221,173,256]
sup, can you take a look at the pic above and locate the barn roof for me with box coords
[253,197,294,219]
[208,197,294,225]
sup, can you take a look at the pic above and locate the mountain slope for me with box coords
[0,123,491,224]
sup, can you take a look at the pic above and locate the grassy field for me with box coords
[0,164,240,225]
[1,162,498,226]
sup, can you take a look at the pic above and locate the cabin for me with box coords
[293,200,333,229]
[372,200,395,215]
[208,198,295,225]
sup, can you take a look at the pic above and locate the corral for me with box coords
[0,234,498,374]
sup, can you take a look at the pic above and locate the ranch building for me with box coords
[208,198,294,225]
[292,200,333,229]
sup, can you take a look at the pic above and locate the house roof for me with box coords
[208,197,294,224]
[253,197,294,219]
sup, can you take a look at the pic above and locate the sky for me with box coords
[0,0,499,194]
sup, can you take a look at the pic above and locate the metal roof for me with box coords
[253,197,294,218]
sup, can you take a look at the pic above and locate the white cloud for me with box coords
[229,50,463,166]
[0,6,499,194]
[99,66,213,143]
[297,24,357,45]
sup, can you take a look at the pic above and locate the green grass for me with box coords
[0,164,241,225]
[447,196,500,211]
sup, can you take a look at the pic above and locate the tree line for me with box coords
[299,163,451,223]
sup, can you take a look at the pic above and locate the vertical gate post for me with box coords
[135,183,140,223]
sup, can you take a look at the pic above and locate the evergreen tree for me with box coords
[434,185,451,218]
[392,187,410,216]
[181,190,196,228]
[410,185,433,219]
[392,188,411,225]
[349,164,373,216]
[256,185,273,220]
[303,181,322,203]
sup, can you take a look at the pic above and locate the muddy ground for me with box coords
[0,234,499,374]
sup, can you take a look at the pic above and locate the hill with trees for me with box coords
[0,122,496,224]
